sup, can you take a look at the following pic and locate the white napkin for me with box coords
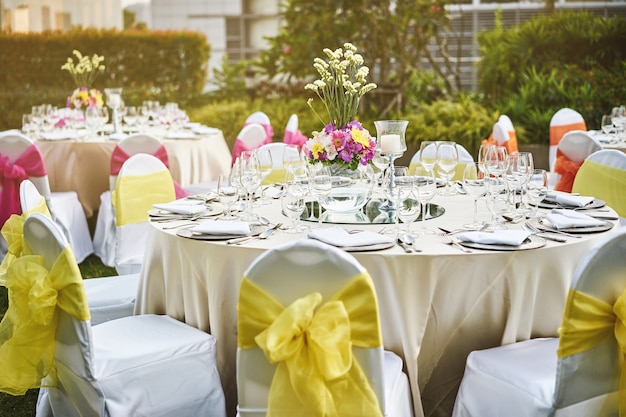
[546,209,605,229]
[190,220,251,235]
[192,125,219,135]
[457,230,531,246]
[308,226,394,248]
[41,130,78,140]
[108,132,128,141]
[545,192,594,208]
[166,131,196,139]
[153,200,206,215]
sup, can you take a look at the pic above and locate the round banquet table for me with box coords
[37,129,231,218]
[134,191,620,417]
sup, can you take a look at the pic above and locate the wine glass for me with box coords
[372,149,390,190]
[601,115,614,135]
[217,174,239,220]
[524,169,548,218]
[504,152,533,215]
[283,169,309,233]
[308,164,332,226]
[477,144,492,177]
[485,177,508,230]
[238,150,262,221]
[413,165,437,235]
[383,166,412,236]
[484,145,507,179]
[435,141,458,195]
[397,189,421,238]
[256,147,274,205]
[419,141,438,172]
[22,114,35,138]
[124,106,138,131]
[463,162,487,230]
[84,106,101,140]
[282,144,304,173]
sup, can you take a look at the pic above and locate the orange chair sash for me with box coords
[554,150,583,193]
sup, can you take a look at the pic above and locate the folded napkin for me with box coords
[457,230,531,246]
[153,200,206,215]
[545,192,594,208]
[108,132,128,141]
[41,130,78,141]
[190,220,251,235]
[192,125,219,135]
[166,131,196,139]
[546,209,606,229]
[308,227,394,248]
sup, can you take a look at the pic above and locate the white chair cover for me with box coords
[113,154,176,275]
[452,227,626,417]
[0,133,93,262]
[93,133,164,267]
[557,131,601,164]
[549,108,586,172]
[20,179,138,326]
[237,239,414,417]
[22,214,226,417]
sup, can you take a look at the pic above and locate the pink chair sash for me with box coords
[554,150,582,193]
[283,129,308,149]
[110,145,188,199]
[0,145,47,227]
[245,121,274,143]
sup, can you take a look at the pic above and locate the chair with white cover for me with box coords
[256,142,289,185]
[549,108,587,172]
[409,143,474,181]
[0,213,227,416]
[92,133,187,267]
[483,115,519,155]
[231,122,271,166]
[282,113,308,149]
[15,179,139,326]
[245,111,274,142]
[0,133,93,262]
[237,239,414,417]
[452,227,626,417]
[552,130,601,192]
[573,149,626,225]
[113,153,176,275]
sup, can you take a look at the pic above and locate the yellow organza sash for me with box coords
[572,160,626,217]
[113,169,175,226]
[0,248,90,395]
[263,168,286,185]
[557,288,626,415]
[0,197,51,286]
[238,272,384,417]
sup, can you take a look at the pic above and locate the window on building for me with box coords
[56,12,71,31]
[15,6,29,32]
[42,6,51,30]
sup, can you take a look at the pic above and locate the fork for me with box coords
[521,222,567,243]
[524,220,581,239]
[439,233,472,253]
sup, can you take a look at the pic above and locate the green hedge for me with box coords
[0,28,210,130]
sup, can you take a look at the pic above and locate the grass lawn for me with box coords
[0,254,116,416]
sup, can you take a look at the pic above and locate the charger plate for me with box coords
[456,235,546,251]
[532,217,614,234]
[176,224,265,241]
[148,205,222,218]
[538,198,605,210]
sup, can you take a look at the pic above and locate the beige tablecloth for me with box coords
[135,192,619,417]
[38,131,231,217]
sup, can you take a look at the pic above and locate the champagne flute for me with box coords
[217,174,239,220]
[413,165,437,235]
[463,162,487,230]
[435,141,458,195]
[256,147,274,205]
[419,141,438,172]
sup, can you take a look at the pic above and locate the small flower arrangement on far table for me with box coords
[304,43,377,171]
[61,50,106,110]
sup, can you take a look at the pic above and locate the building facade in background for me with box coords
[1,0,123,32]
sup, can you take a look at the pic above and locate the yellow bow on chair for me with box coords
[114,169,175,226]
[238,272,384,417]
[0,197,51,286]
[0,248,90,395]
[557,288,626,416]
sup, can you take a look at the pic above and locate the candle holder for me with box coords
[374,120,408,212]
[104,87,123,134]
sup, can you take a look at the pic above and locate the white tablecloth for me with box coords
[135,192,619,417]
[38,129,231,217]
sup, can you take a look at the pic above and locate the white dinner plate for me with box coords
[532,217,615,234]
[148,205,222,218]
[456,235,546,251]
[176,224,265,241]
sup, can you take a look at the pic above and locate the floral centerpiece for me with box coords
[61,50,105,110]
[304,43,377,170]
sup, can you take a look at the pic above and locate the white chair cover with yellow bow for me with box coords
[0,133,93,262]
[573,149,626,225]
[113,153,176,275]
[256,142,289,185]
[93,133,165,267]
[13,179,140,326]
[549,108,587,173]
[409,143,474,181]
[0,213,227,417]
[552,130,602,192]
[236,239,414,417]
[452,227,626,417]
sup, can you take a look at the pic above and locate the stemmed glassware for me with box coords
[238,150,262,221]
[435,141,458,195]
[256,147,274,205]
[484,145,507,179]
[123,106,138,131]
[282,168,309,234]
[282,144,304,173]
[383,166,412,237]
[397,188,421,238]
[462,162,487,230]
[308,164,332,226]
[419,141,438,172]
[413,166,437,235]
[372,149,390,191]
[504,152,533,215]
[217,173,239,220]
[524,169,548,218]
[485,177,508,230]
[104,88,123,134]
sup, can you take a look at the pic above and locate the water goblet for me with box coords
[283,169,309,233]
[397,189,421,238]
[281,188,306,234]
[419,141,438,172]
[462,162,487,230]
[308,164,332,226]
[485,177,508,230]
[413,166,437,235]
[217,174,239,220]
[484,145,507,179]
[435,141,458,195]
[282,144,304,173]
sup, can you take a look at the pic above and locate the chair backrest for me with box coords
[245,111,271,126]
[256,142,288,169]
[231,123,269,166]
[553,227,626,411]
[553,130,602,192]
[237,239,387,416]
[22,213,99,414]
[572,150,626,219]
[114,153,175,274]
[549,108,586,172]
[498,114,515,133]
[19,179,51,216]
[109,133,165,190]
[284,113,298,133]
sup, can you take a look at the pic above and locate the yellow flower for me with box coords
[350,127,370,147]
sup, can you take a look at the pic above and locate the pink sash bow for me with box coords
[283,129,308,149]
